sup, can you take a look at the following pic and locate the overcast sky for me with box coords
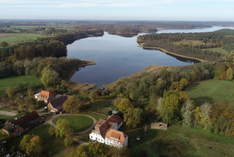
[0,0,233,21]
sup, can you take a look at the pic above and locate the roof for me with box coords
[94,114,123,138]
[49,95,67,110]
[12,112,39,128]
[107,115,122,125]
[105,129,127,144]
[40,90,53,97]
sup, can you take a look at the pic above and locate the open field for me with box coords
[0,75,41,96]
[0,33,45,46]
[205,47,229,56]
[128,125,234,157]
[53,115,93,132]
[187,80,234,104]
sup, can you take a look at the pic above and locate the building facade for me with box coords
[89,114,128,148]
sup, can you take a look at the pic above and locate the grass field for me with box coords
[0,33,44,46]
[87,112,106,121]
[187,80,234,104]
[0,75,41,96]
[128,125,234,157]
[53,115,93,132]
[205,47,229,56]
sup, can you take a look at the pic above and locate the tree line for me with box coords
[138,29,234,61]
[109,62,234,136]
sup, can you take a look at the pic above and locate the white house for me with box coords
[89,114,128,148]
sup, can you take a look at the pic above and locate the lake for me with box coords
[67,26,234,87]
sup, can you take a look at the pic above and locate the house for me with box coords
[34,90,54,103]
[89,114,128,148]
[151,122,168,130]
[1,112,41,136]
[47,95,67,113]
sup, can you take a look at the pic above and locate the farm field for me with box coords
[0,33,45,46]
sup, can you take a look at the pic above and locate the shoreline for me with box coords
[138,43,208,63]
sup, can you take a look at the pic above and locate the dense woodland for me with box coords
[138,29,234,61]
[108,61,234,137]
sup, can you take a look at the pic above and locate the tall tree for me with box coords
[226,67,233,80]
[41,67,59,88]
[20,135,43,157]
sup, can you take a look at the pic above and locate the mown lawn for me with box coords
[0,33,44,46]
[87,112,106,121]
[128,125,234,157]
[0,75,41,96]
[187,80,234,104]
[53,115,93,132]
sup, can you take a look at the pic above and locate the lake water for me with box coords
[67,26,234,87]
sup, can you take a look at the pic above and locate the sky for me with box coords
[0,0,234,21]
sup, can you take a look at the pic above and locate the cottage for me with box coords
[47,95,67,113]
[34,90,54,103]
[1,112,41,136]
[89,114,128,148]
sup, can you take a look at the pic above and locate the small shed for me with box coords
[151,122,168,130]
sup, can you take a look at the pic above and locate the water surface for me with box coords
[67,26,234,87]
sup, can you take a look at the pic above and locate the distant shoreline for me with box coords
[138,43,208,63]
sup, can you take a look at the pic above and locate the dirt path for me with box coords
[0,110,17,117]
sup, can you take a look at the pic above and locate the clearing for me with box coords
[0,75,41,96]
[187,79,234,104]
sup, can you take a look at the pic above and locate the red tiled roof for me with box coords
[40,90,53,97]
[105,129,126,144]
[94,114,123,138]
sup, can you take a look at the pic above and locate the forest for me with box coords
[138,29,234,61]
[108,61,234,137]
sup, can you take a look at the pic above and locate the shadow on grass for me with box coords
[192,96,214,105]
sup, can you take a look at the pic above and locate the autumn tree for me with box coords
[124,108,143,128]
[63,96,88,113]
[41,67,59,88]
[6,87,17,98]
[114,97,134,113]
[49,119,74,146]
[226,67,233,80]
[157,90,188,124]
[181,100,195,127]
[20,135,43,157]
[114,96,142,128]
